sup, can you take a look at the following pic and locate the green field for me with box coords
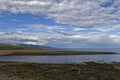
[0,44,27,50]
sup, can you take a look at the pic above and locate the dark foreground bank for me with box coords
[0,61,120,80]
[0,50,116,56]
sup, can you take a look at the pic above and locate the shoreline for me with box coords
[0,50,116,56]
[0,61,120,80]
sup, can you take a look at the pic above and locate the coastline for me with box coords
[0,61,120,80]
[0,50,116,56]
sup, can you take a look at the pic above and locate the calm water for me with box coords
[0,54,120,64]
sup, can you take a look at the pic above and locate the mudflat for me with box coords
[0,49,116,56]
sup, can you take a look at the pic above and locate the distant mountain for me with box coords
[1,43,119,53]
[18,44,53,50]
[0,43,59,50]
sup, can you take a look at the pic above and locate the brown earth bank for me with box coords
[0,50,116,56]
[0,61,120,80]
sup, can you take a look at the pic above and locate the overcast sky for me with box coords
[0,0,120,48]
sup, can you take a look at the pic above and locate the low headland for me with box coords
[0,44,116,56]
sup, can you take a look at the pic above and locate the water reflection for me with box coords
[0,54,120,64]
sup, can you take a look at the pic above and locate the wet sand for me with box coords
[0,49,116,56]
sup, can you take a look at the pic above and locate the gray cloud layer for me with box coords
[0,31,120,48]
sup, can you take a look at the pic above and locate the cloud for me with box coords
[0,0,120,48]
[22,23,120,48]
[26,24,77,36]
[0,31,120,48]
[0,0,120,28]
[26,23,120,34]
[0,31,57,45]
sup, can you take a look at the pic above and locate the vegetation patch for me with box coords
[0,44,27,50]
[0,61,120,80]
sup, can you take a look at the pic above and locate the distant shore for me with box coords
[0,50,116,56]
[0,44,117,56]
[0,61,120,80]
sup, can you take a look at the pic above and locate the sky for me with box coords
[0,0,120,48]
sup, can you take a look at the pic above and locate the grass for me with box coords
[0,61,120,80]
[114,65,120,70]
[0,44,27,50]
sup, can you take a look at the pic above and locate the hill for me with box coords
[0,44,27,50]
